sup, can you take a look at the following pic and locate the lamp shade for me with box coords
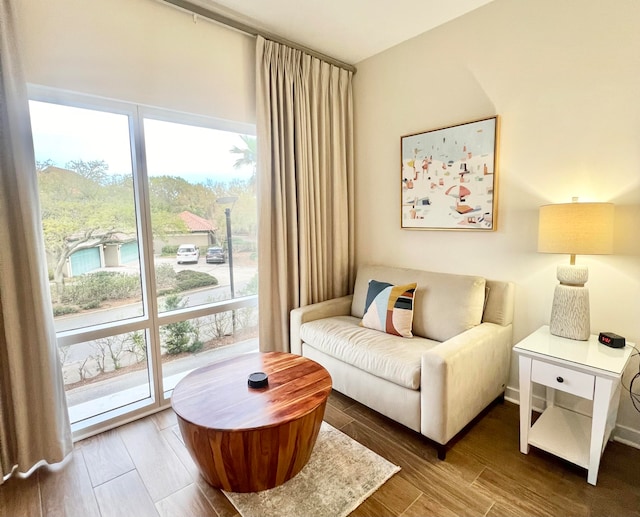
[538,202,614,255]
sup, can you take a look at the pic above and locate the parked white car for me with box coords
[176,244,200,264]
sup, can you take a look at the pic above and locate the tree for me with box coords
[66,159,110,185]
[36,158,55,172]
[38,161,189,299]
[38,165,136,297]
[148,175,219,224]
[230,135,257,190]
[37,157,254,302]
[208,179,258,240]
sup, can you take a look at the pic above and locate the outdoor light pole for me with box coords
[223,206,234,299]
[216,196,238,332]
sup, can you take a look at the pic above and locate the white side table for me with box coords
[514,325,633,485]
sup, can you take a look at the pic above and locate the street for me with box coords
[54,255,258,374]
[55,255,257,333]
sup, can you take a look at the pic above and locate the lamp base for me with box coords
[549,265,590,341]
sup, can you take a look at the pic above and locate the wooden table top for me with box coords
[171,352,332,432]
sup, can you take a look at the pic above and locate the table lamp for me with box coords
[537,199,614,340]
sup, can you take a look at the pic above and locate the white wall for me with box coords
[15,0,255,123]
[353,0,640,444]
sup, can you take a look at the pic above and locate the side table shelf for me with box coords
[528,406,591,469]
[514,326,633,485]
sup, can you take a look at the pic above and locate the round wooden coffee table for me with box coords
[171,352,332,492]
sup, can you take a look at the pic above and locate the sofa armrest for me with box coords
[289,295,353,355]
[420,322,512,444]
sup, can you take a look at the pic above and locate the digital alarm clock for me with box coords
[598,332,626,349]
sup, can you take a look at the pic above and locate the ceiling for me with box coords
[192,0,495,64]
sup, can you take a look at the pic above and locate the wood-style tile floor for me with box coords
[1,392,639,516]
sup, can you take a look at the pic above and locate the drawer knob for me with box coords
[556,376,564,383]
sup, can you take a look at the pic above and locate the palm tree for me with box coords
[230,135,257,190]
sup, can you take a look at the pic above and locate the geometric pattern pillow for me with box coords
[360,280,417,337]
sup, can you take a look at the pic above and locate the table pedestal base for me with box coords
[178,401,327,493]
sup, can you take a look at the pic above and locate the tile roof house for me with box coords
[178,211,216,233]
[161,210,218,249]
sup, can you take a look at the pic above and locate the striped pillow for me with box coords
[360,280,417,338]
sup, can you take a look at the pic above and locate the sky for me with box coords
[28,100,254,184]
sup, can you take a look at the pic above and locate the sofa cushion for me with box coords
[300,315,439,390]
[361,280,416,337]
[351,265,486,342]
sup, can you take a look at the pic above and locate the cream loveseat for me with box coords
[290,265,515,459]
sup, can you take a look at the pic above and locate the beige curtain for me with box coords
[256,36,355,352]
[0,0,72,483]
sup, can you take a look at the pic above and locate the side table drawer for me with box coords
[531,360,595,399]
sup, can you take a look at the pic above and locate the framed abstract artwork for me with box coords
[401,116,499,231]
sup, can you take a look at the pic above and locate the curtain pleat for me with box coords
[256,36,355,352]
[0,0,72,483]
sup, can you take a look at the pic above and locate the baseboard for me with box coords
[504,386,545,413]
[505,385,640,450]
[612,423,640,449]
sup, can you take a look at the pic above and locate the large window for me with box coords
[29,88,258,436]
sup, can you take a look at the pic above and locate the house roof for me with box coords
[178,211,216,232]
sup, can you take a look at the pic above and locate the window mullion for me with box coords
[131,105,165,404]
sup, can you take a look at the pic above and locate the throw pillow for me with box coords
[360,279,417,337]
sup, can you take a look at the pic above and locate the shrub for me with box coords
[62,271,141,306]
[175,270,218,291]
[163,293,184,312]
[231,237,257,252]
[155,263,176,290]
[235,306,258,331]
[53,305,78,316]
[164,319,195,354]
[186,339,204,353]
[239,273,258,296]
[162,294,201,354]
[161,245,179,256]
[127,331,147,363]
[210,311,232,338]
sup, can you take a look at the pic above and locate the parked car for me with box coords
[205,246,226,264]
[176,244,200,264]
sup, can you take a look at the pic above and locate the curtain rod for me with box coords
[161,0,357,73]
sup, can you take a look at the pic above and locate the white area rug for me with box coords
[223,422,400,517]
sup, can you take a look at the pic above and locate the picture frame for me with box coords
[401,116,499,231]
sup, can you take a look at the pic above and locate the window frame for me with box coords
[28,85,258,440]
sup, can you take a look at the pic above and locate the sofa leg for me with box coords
[431,392,505,461]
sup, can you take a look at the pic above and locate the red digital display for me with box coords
[599,332,625,348]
